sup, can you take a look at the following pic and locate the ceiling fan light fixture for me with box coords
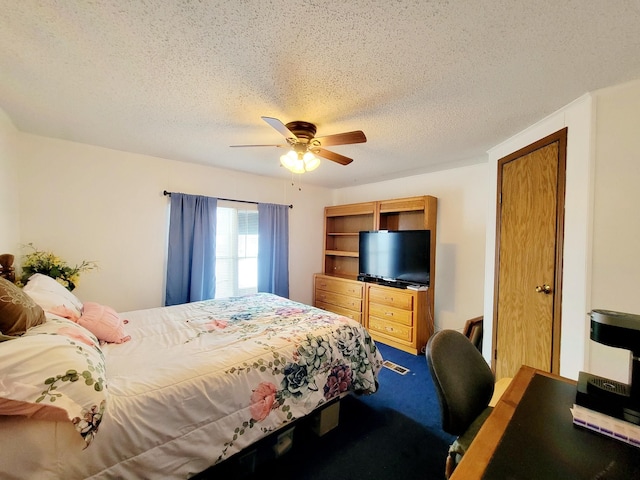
[280,150,305,174]
[303,151,320,171]
[280,149,320,173]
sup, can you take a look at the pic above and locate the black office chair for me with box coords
[426,329,495,478]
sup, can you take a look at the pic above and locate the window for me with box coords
[215,202,258,298]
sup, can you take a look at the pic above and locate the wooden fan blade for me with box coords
[314,148,353,165]
[261,116,298,140]
[314,130,366,147]
[230,144,287,148]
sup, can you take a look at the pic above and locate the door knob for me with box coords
[535,284,552,294]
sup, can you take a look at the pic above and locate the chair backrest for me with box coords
[462,316,483,352]
[426,329,495,436]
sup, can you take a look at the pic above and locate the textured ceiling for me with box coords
[2,1,640,188]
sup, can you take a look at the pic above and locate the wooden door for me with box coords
[493,128,567,379]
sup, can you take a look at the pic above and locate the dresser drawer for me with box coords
[315,290,362,311]
[368,317,413,343]
[315,276,363,298]
[368,303,413,326]
[368,286,413,310]
[315,301,362,323]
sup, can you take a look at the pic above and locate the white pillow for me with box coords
[23,273,83,316]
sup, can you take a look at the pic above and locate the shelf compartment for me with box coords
[325,233,360,253]
[324,255,359,278]
[379,210,425,230]
[325,214,374,235]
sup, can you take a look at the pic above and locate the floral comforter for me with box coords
[0,293,383,479]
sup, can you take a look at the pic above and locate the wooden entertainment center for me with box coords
[313,195,437,355]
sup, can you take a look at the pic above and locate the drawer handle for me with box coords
[385,326,394,332]
[385,312,394,317]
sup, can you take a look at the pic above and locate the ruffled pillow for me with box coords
[78,302,131,344]
[48,302,131,344]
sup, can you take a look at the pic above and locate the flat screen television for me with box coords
[358,230,430,286]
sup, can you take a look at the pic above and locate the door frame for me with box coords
[491,127,568,374]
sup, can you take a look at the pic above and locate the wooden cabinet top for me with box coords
[325,202,376,217]
[325,195,436,216]
[378,195,436,213]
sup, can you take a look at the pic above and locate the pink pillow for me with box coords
[0,397,69,421]
[48,305,80,322]
[78,302,131,344]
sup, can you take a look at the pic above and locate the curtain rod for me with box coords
[163,190,293,209]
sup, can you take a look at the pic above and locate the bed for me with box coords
[0,274,383,479]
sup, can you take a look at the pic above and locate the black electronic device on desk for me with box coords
[576,309,640,425]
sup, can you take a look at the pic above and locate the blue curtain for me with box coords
[165,193,218,306]
[257,203,289,298]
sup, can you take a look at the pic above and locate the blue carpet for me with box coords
[360,342,454,440]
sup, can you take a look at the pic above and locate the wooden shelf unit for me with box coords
[323,201,376,277]
[316,195,437,354]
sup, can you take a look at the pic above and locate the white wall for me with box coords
[14,132,332,312]
[0,110,21,255]
[334,162,488,333]
[589,80,640,383]
[486,95,595,380]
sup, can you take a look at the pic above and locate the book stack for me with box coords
[571,404,640,448]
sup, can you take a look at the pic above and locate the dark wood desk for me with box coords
[451,365,640,479]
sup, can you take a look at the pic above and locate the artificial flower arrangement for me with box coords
[20,243,97,291]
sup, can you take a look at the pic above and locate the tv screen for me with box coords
[358,230,430,286]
